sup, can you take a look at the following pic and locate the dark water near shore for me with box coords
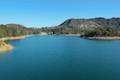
[0,35,120,80]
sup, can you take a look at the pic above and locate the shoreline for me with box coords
[0,36,26,41]
[0,41,14,53]
[0,36,27,53]
[0,34,48,53]
[62,34,81,37]
[86,37,120,40]
[1,35,120,53]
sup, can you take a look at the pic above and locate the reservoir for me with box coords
[0,35,120,80]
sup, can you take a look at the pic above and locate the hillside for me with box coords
[1,18,120,38]
[42,17,120,37]
[59,17,120,28]
[0,24,42,38]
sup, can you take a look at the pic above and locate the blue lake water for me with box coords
[0,35,120,80]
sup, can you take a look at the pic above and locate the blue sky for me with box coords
[0,0,120,27]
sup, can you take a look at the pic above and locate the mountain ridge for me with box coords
[40,17,120,37]
[58,17,120,28]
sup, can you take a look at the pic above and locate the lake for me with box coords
[0,35,120,80]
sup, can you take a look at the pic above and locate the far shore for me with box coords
[86,37,120,40]
[62,34,81,37]
[0,32,48,41]
[0,36,27,41]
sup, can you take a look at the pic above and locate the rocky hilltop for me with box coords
[59,17,120,28]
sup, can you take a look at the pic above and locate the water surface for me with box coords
[0,35,120,80]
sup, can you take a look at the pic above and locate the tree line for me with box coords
[0,24,41,38]
[1,23,120,38]
[81,27,120,37]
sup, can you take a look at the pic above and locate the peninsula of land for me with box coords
[0,41,13,52]
[0,36,27,53]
